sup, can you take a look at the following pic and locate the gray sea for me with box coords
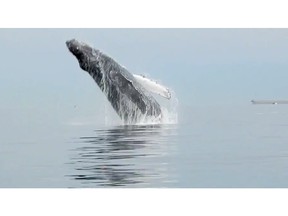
[1,103,288,188]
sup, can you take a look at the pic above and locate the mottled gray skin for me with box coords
[66,39,162,124]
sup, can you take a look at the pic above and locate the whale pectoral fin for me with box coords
[133,74,171,99]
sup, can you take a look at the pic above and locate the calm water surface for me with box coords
[1,105,288,188]
[68,124,178,187]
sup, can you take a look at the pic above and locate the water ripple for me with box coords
[67,124,178,187]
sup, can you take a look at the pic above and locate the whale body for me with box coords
[66,39,163,124]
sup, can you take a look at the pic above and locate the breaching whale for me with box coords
[66,39,171,124]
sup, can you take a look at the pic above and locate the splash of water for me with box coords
[159,89,178,125]
[103,86,178,126]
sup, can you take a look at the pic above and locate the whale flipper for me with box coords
[133,74,171,99]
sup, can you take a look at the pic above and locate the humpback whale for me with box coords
[66,39,170,124]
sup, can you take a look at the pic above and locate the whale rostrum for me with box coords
[66,39,167,124]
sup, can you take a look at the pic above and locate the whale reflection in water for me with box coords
[67,124,177,187]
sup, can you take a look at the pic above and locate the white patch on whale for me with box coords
[133,74,171,99]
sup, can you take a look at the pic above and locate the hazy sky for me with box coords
[1,29,288,128]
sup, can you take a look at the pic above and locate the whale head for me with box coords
[66,39,97,71]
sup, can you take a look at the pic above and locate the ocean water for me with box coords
[1,103,288,188]
[1,28,288,188]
